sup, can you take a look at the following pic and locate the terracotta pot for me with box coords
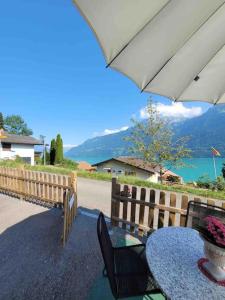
[202,237,225,281]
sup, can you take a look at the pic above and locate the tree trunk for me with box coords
[159,167,163,184]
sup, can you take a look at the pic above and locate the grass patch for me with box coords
[0,160,72,175]
[117,176,225,200]
[77,170,113,181]
[0,160,224,200]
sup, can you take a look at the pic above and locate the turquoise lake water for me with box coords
[67,155,225,182]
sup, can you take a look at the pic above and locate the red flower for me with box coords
[204,216,225,247]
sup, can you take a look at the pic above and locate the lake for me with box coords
[170,158,224,182]
[67,155,225,182]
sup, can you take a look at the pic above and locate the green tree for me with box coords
[55,134,63,164]
[126,99,191,183]
[4,115,33,135]
[50,139,56,165]
[0,113,4,129]
[222,163,225,179]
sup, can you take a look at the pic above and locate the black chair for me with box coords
[97,212,163,299]
[185,200,225,229]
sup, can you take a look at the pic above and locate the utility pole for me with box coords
[40,135,46,165]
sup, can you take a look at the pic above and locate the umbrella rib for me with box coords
[141,58,171,93]
[106,0,172,68]
[106,44,129,68]
[214,90,225,105]
[214,99,220,105]
[141,1,225,93]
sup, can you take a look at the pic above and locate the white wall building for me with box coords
[93,157,183,183]
[0,134,42,165]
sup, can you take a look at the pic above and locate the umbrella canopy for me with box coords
[73,0,225,104]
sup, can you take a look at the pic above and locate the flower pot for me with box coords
[202,237,225,281]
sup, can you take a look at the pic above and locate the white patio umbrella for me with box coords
[73,0,225,104]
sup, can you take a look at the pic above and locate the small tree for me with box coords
[50,139,56,165]
[0,113,4,129]
[55,134,63,164]
[222,163,225,179]
[4,115,33,135]
[126,99,191,183]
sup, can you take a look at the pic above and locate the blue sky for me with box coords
[0,0,211,147]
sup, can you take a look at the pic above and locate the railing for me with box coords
[111,178,225,235]
[0,166,73,206]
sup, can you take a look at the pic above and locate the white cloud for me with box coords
[94,126,129,137]
[63,144,77,148]
[140,102,203,120]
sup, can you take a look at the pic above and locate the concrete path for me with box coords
[77,177,111,217]
[0,181,147,300]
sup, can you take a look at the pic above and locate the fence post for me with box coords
[18,165,25,200]
[111,178,117,226]
[63,191,68,246]
[70,171,77,216]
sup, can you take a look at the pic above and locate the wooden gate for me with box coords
[0,166,78,245]
[111,178,225,236]
[62,172,77,246]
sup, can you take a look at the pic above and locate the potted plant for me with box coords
[197,215,225,281]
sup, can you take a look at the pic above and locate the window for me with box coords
[2,143,11,151]
[125,171,136,176]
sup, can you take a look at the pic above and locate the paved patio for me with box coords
[0,194,164,300]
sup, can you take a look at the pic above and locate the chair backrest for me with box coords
[185,200,225,229]
[97,212,117,297]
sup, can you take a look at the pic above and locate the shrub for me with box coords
[57,158,78,170]
[196,174,213,189]
[222,163,225,179]
[166,175,180,183]
[214,176,225,191]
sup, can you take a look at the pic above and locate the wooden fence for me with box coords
[63,172,77,246]
[0,166,78,245]
[111,178,225,235]
[0,166,73,206]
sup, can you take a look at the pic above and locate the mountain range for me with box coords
[66,105,225,160]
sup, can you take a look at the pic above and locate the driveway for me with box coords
[0,194,104,300]
[77,177,112,217]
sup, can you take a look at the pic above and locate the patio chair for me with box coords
[185,200,225,229]
[97,212,163,299]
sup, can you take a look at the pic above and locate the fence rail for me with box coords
[111,178,225,235]
[0,166,72,205]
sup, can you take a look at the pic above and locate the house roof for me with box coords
[93,156,157,174]
[0,133,43,145]
[78,161,96,171]
[162,170,181,179]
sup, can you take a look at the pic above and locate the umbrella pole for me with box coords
[212,154,217,179]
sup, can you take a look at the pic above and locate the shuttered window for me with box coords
[2,143,11,151]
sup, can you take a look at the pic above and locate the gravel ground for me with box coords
[0,194,103,300]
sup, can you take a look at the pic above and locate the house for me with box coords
[161,170,183,183]
[92,156,183,183]
[0,133,43,165]
[77,161,96,172]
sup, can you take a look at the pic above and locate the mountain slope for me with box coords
[66,105,225,160]
[176,105,225,156]
[66,128,132,159]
